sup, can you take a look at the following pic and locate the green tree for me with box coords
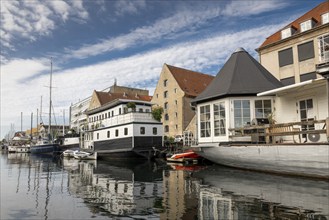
[152,106,164,121]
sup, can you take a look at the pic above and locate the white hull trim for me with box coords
[192,143,329,179]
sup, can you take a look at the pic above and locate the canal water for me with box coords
[1,152,328,220]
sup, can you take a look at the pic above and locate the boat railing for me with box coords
[86,112,158,131]
[229,118,328,144]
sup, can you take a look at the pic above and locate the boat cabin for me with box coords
[192,48,328,144]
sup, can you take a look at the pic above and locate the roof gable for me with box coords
[259,1,329,48]
[166,64,214,97]
[193,48,283,103]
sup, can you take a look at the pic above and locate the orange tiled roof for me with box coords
[166,64,214,97]
[95,91,152,106]
[258,1,329,49]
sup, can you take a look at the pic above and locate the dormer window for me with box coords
[322,12,329,24]
[300,20,313,32]
[281,28,293,39]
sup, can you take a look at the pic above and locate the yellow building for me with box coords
[151,64,214,139]
[257,1,329,85]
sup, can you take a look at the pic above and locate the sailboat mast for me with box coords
[48,58,53,140]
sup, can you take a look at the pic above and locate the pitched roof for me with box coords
[166,64,214,97]
[259,1,329,49]
[95,91,152,106]
[193,48,283,104]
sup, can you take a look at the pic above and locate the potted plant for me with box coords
[127,102,136,112]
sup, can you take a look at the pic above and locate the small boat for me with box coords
[73,151,97,160]
[166,149,202,163]
[62,149,77,157]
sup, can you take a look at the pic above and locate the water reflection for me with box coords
[193,166,329,219]
[1,152,328,220]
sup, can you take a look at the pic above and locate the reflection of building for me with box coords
[160,170,198,219]
[67,161,163,217]
[152,64,214,139]
[199,187,233,220]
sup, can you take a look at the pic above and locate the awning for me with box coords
[257,78,326,96]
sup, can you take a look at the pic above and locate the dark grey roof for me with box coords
[193,48,283,104]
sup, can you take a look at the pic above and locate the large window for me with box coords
[278,48,293,67]
[213,102,226,136]
[318,34,329,63]
[200,105,211,137]
[297,41,314,62]
[255,100,272,118]
[233,100,250,128]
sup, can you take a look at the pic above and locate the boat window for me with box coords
[107,131,110,138]
[97,133,99,140]
[124,128,128,135]
[153,127,157,135]
[233,100,250,128]
[213,102,226,136]
[200,105,211,137]
[115,129,119,137]
[140,127,145,135]
[255,100,272,118]
[299,98,314,139]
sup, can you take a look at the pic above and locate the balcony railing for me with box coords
[86,112,158,131]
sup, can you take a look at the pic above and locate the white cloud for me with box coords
[0,23,281,138]
[65,0,286,60]
[0,0,89,50]
[222,0,287,16]
[113,0,147,16]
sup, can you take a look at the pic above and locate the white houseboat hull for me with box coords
[193,143,329,179]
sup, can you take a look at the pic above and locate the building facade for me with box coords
[257,1,329,142]
[151,64,214,139]
[257,1,329,86]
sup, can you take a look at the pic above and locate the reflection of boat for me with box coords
[62,149,77,157]
[67,159,163,217]
[73,151,97,160]
[194,165,329,217]
[168,163,206,171]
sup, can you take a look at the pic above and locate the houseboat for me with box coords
[82,90,163,159]
[191,48,329,179]
[7,131,31,153]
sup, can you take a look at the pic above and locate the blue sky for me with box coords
[0,0,324,139]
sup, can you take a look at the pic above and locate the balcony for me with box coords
[87,112,159,131]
